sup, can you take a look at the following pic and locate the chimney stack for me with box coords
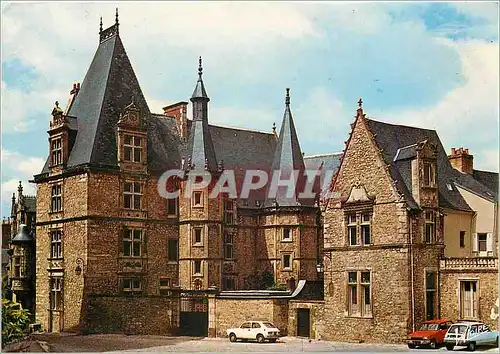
[163,101,188,139]
[448,147,473,174]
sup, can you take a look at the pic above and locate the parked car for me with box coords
[226,320,280,343]
[407,319,453,349]
[444,321,499,351]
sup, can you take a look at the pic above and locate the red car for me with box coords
[407,319,453,349]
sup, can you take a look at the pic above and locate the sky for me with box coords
[1,1,499,218]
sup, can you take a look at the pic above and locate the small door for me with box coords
[296,308,310,338]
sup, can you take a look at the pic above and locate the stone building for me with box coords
[316,102,498,343]
[6,181,37,312]
[33,14,325,334]
[31,13,497,342]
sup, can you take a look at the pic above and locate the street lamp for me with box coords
[75,257,84,276]
[316,262,324,274]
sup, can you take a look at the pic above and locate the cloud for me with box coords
[373,38,499,171]
[1,148,43,217]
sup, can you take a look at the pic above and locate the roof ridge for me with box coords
[366,117,437,133]
[208,124,274,136]
[304,152,342,158]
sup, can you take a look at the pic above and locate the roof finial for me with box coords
[18,181,23,195]
[115,8,119,26]
[198,56,203,78]
[285,88,290,106]
[358,98,363,109]
[99,16,103,33]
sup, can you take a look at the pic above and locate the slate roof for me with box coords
[39,25,152,175]
[265,89,312,207]
[472,169,498,198]
[304,153,342,201]
[364,118,472,212]
[453,169,498,203]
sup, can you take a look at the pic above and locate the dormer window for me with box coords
[124,135,142,163]
[51,138,63,166]
[423,162,436,187]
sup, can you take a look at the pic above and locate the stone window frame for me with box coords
[123,134,143,163]
[192,226,204,247]
[424,210,436,244]
[49,277,63,311]
[193,278,203,290]
[12,254,23,278]
[282,226,293,242]
[50,136,63,167]
[223,199,235,225]
[424,268,438,320]
[345,269,372,318]
[159,277,171,295]
[222,276,236,291]
[192,191,203,208]
[166,197,178,218]
[121,277,142,294]
[422,161,436,188]
[167,239,179,263]
[282,253,293,271]
[459,231,466,248]
[50,182,63,213]
[123,181,143,210]
[458,278,479,320]
[193,260,203,276]
[123,228,143,258]
[223,232,234,260]
[345,209,373,247]
[50,229,63,260]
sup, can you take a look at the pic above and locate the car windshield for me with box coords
[420,323,439,331]
[262,322,276,328]
[449,325,468,334]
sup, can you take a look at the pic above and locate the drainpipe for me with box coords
[409,212,416,332]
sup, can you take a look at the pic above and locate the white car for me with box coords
[226,320,281,343]
[444,321,499,351]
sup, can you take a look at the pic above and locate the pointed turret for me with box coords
[266,88,310,207]
[185,57,218,172]
[54,9,150,169]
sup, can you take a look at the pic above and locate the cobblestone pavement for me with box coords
[108,336,500,353]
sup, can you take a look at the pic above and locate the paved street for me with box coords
[107,336,500,353]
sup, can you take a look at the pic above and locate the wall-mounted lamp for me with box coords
[75,257,84,276]
[316,262,324,274]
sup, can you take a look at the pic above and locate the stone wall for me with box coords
[83,295,178,335]
[212,298,288,338]
[440,269,498,330]
[287,300,324,338]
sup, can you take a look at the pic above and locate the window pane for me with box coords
[124,195,132,208]
[134,148,141,163]
[133,243,141,257]
[350,285,357,305]
[124,135,132,145]
[361,225,370,245]
[168,240,178,261]
[348,215,356,224]
[124,182,132,192]
[124,147,132,161]
[349,227,357,245]
[361,272,370,283]
[134,183,141,194]
[362,214,370,223]
[134,137,141,146]
[363,285,370,305]
[426,271,436,290]
[133,196,141,209]
[133,230,142,240]
[283,255,291,268]
[348,272,357,283]
[123,242,131,256]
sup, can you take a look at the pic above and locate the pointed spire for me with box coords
[115,8,119,26]
[18,181,23,196]
[265,88,310,207]
[191,56,209,101]
[99,17,103,33]
[272,122,277,138]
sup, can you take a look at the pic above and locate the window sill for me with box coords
[49,211,64,215]
[167,261,179,265]
[346,314,374,319]
[192,205,204,209]
[193,273,203,277]
[281,239,293,243]
[193,243,204,247]
[47,257,64,261]
[166,214,178,219]
[282,268,293,272]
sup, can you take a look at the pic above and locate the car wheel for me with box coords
[467,342,476,352]
[429,340,437,349]
[229,333,237,342]
[407,343,416,349]
[256,334,265,343]
[445,344,454,351]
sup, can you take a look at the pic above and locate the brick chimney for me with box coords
[163,101,188,139]
[448,147,473,174]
